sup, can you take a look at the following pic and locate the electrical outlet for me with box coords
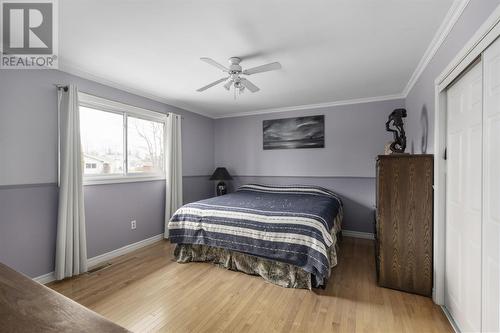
[131,220,137,230]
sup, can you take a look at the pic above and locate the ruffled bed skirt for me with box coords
[174,243,314,289]
[173,209,342,290]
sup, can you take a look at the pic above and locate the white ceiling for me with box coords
[59,0,455,118]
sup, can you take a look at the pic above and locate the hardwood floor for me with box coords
[49,237,452,333]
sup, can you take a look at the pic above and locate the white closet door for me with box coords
[482,37,500,333]
[446,60,483,332]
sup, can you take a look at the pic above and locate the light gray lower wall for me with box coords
[0,173,370,278]
[0,183,58,278]
[86,177,211,258]
[84,181,166,258]
[405,0,499,154]
[0,176,212,278]
[183,176,215,203]
[229,176,375,233]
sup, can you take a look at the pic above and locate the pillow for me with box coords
[237,183,342,202]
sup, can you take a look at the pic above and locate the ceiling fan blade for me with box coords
[243,62,281,75]
[240,78,260,93]
[196,77,228,92]
[200,57,229,72]
[223,79,233,91]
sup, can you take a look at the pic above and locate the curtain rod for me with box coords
[54,84,68,92]
[166,113,184,118]
[54,83,184,119]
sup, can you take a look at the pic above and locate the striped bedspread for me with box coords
[168,184,343,286]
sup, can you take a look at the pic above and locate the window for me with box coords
[80,106,124,176]
[78,93,166,184]
[127,116,164,174]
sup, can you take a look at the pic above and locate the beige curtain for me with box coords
[55,85,88,280]
[164,113,183,238]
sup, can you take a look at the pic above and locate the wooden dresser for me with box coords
[0,262,129,332]
[375,154,433,296]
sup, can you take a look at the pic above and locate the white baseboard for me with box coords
[342,230,375,240]
[33,271,57,284]
[87,233,164,267]
[34,231,371,284]
[33,233,165,285]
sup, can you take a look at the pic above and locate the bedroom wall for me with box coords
[214,99,405,233]
[405,0,499,154]
[0,70,215,278]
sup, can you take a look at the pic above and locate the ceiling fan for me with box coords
[197,57,282,94]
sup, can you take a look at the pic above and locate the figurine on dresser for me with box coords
[385,108,407,154]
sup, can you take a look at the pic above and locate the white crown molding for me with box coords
[54,0,468,120]
[402,0,471,97]
[57,62,214,119]
[57,61,408,118]
[436,3,500,89]
[213,94,405,119]
[33,233,164,285]
[58,61,405,119]
[58,61,406,117]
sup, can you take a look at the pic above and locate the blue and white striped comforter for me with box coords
[168,184,343,285]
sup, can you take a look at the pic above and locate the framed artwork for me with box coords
[263,115,324,150]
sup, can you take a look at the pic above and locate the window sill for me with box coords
[83,175,165,186]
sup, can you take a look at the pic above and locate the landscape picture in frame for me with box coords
[263,115,325,150]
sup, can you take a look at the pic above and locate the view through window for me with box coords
[127,116,165,174]
[79,105,165,178]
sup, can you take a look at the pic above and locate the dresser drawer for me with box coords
[375,154,433,297]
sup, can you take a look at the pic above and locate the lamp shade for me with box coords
[209,167,233,181]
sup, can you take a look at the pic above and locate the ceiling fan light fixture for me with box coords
[197,56,281,95]
[223,79,232,91]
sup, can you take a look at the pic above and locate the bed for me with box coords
[168,184,343,289]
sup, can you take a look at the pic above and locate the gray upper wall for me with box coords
[213,99,404,234]
[214,99,405,178]
[406,0,499,154]
[0,70,215,186]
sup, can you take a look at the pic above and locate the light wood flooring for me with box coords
[49,237,452,333]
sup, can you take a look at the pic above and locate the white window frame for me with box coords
[79,92,167,186]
